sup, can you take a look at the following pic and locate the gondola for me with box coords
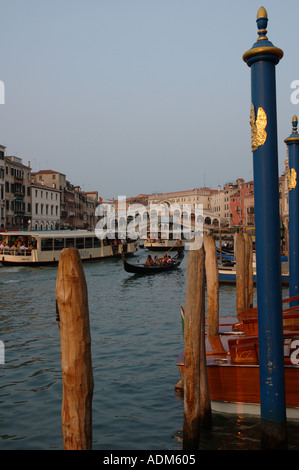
[123,252,184,275]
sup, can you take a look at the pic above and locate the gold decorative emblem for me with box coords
[287,167,297,191]
[250,103,267,152]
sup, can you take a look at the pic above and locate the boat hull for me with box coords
[0,251,133,267]
[176,353,299,419]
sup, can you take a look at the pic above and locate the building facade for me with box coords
[32,171,99,229]
[30,182,61,230]
[5,156,32,230]
[148,188,217,212]
[210,179,255,227]
[0,145,5,229]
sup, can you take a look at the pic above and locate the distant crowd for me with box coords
[0,236,34,255]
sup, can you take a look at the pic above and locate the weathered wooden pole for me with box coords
[183,245,206,449]
[284,116,299,307]
[203,234,219,336]
[219,229,223,264]
[56,248,94,450]
[285,221,289,258]
[235,231,246,319]
[243,7,287,448]
[244,232,253,309]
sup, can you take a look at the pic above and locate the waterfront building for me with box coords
[243,192,255,227]
[73,186,98,229]
[63,180,75,228]
[148,188,216,212]
[32,170,99,230]
[32,170,67,227]
[32,169,66,192]
[230,180,255,227]
[230,191,242,226]
[210,179,255,227]
[147,188,219,227]
[30,181,61,230]
[64,185,98,229]
[279,157,290,229]
[210,186,225,222]
[0,145,6,229]
[84,191,99,229]
[240,181,255,227]
[223,179,244,226]
[4,156,31,230]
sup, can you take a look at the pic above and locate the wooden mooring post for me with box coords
[244,231,253,310]
[56,248,94,450]
[204,234,219,337]
[235,231,253,319]
[183,244,211,449]
[235,231,246,319]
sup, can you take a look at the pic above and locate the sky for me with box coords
[0,0,298,199]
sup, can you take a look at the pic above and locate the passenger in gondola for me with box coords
[166,255,172,264]
[160,255,166,265]
[145,255,154,267]
[153,255,160,265]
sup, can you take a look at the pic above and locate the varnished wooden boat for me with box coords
[123,252,184,275]
[176,296,299,418]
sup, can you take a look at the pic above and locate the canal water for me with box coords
[0,248,298,450]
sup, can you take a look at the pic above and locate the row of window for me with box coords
[2,183,60,199]
[35,203,59,216]
[34,189,59,200]
[5,182,30,196]
[4,184,61,200]
[6,200,31,211]
[41,236,102,251]
[3,166,30,179]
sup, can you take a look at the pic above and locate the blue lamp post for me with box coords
[285,116,299,306]
[243,7,287,448]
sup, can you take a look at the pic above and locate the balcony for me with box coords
[14,207,25,214]
[14,190,25,198]
[15,175,24,183]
